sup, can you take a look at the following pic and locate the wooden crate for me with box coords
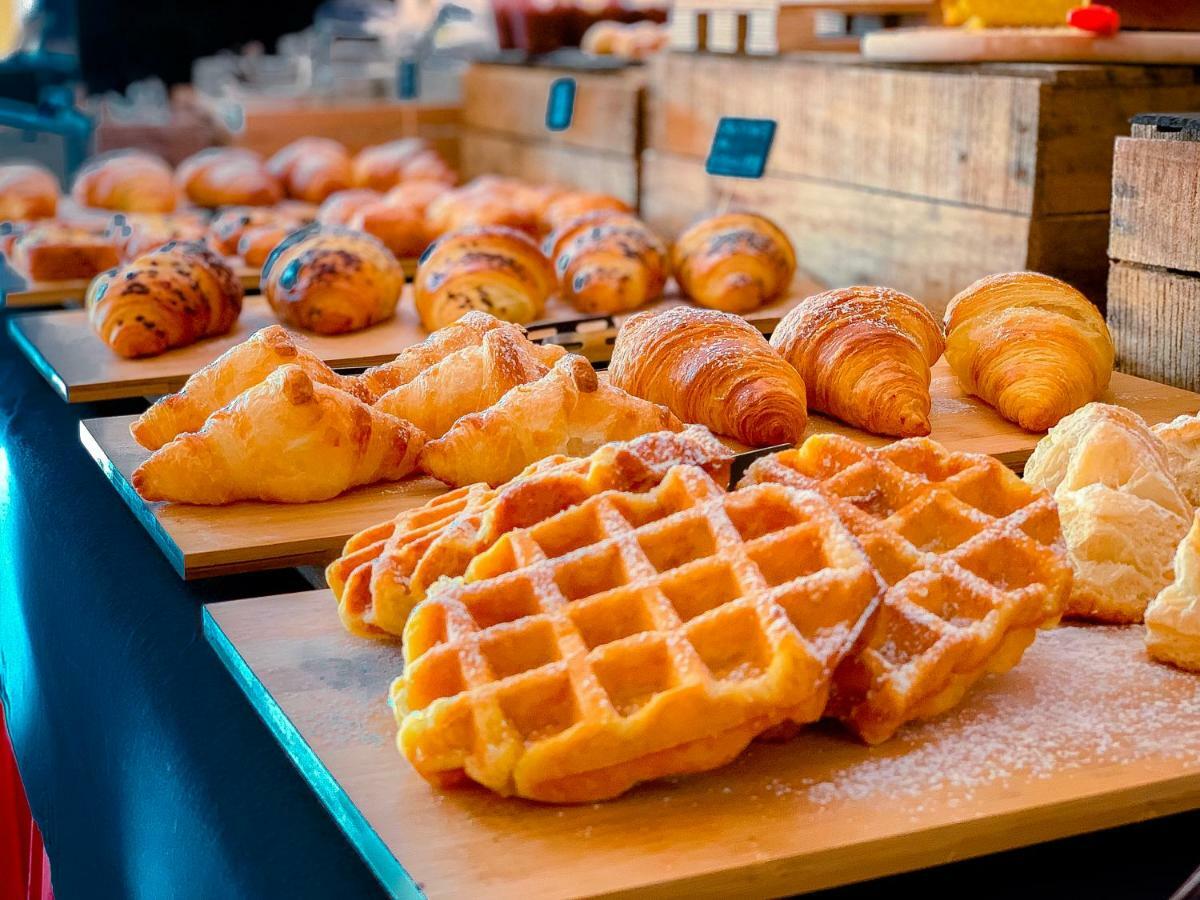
[642,54,1200,316]
[459,63,645,206]
[1108,113,1200,392]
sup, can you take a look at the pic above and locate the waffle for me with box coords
[394,465,884,802]
[741,434,1072,744]
[327,426,733,639]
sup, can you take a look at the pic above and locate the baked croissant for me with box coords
[541,191,631,232]
[110,213,207,261]
[71,150,176,213]
[414,225,556,331]
[175,148,282,208]
[87,241,244,359]
[207,206,303,257]
[610,306,807,446]
[348,199,434,258]
[944,272,1114,432]
[350,309,508,400]
[375,324,565,436]
[267,137,353,203]
[352,139,455,192]
[671,212,796,313]
[420,354,683,486]
[132,365,425,505]
[771,286,945,438]
[548,213,669,315]
[130,325,366,450]
[424,177,547,237]
[0,163,58,220]
[263,225,404,335]
[316,188,382,227]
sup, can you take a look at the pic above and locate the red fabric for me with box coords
[0,704,51,900]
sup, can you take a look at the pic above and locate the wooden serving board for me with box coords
[863,27,1200,64]
[10,277,822,404]
[204,589,1200,899]
[79,365,1200,580]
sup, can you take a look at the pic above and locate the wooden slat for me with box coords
[1026,211,1111,312]
[459,130,639,205]
[204,589,1200,899]
[462,65,644,156]
[80,362,1200,579]
[863,27,1200,65]
[1110,137,1200,272]
[1108,261,1200,393]
[3,265,267,310]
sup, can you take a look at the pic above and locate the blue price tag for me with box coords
[545,77,577,132]
[705,117,777,179]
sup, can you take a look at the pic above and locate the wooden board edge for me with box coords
[78,418,187,579]
[201,607,422,900]
[7,315,71,402]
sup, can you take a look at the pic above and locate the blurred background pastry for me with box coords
[71,150,177,213]
[175,147,283,208]
[0,163,59,221]
[11,222,120,281]
[267,137,354,204]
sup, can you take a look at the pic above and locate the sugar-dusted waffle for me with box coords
[327,426,732,640]
[394,465,884,802]
[741,434,1072,744]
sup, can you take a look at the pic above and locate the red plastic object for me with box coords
[1068,4,1122,36]
[0,704,52,900]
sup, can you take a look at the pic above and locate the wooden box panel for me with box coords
[462,64,644,156]
[1110,136,1200,272]
[1108,262,1200,393]
[460,130,639,206]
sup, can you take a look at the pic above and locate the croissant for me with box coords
[352,139,455,192]
[130,325,367,450]
[420,354,682,486]
[207,206,303,257]
[109,213,207,261]
[547,213,669,315]
[671,212,796,313]
[175,148,282,208]
[610,306,807,446]
[771,286,945,438]
[267,137,352,203]
[262,226,404,335]
[315,189,382,227]
[132,365,425,505]
[71,150,176,213]
[87,241,244,359]
[13,223,120,281]
[424,178,546,237]
[944,272,1114,432]
[347,199,434,259]
[237,224,291,268]
[541,191,631,232]
[375,324,565,436]
[383,180,449,216]
[414,225,556,331]
[0,163,58,220]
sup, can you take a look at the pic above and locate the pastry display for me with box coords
[130,325,365,451]
[413,225,556,330]
[262,226,404,335]
[374,324,565,436]
[327,425,733,639]
[671,211,796,313]
[352,138,455,192]
[267,137,353,203]
[771,286,946,438]
[132,365,425,504]
[175,147,283,208]
[0,162,58,221]
[10,223,120,281]
[420,354,682,487]
[70,150,177,214]
[610,306,807,446]
[1154,413,1200,508]
[87,241,244,359]
[1023,403,1193,624]
[395,464,883,801]
[742,434,1071,744]
[547,213,669,315]
[943,272,1114,432]
[1145,511,1200,673]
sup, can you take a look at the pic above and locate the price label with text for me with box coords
[705,117,777,179]
[545,77,577,132]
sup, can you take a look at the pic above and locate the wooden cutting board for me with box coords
[79,365,1200,580]
[10,275,823,403]
[203,589,1200,899]
[863,27,1200,63]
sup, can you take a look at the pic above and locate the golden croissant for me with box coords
[771,286,945,438]
[266,137,353,204]
[130,325,367,450]
[944,272,1114,432]
[420,354,682,486]
[671,211,796,313]
[547,213,669,315]
[375,324,564,437]
[71,150,177,213]
[132,365,425,505]
[610,306,807,446]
